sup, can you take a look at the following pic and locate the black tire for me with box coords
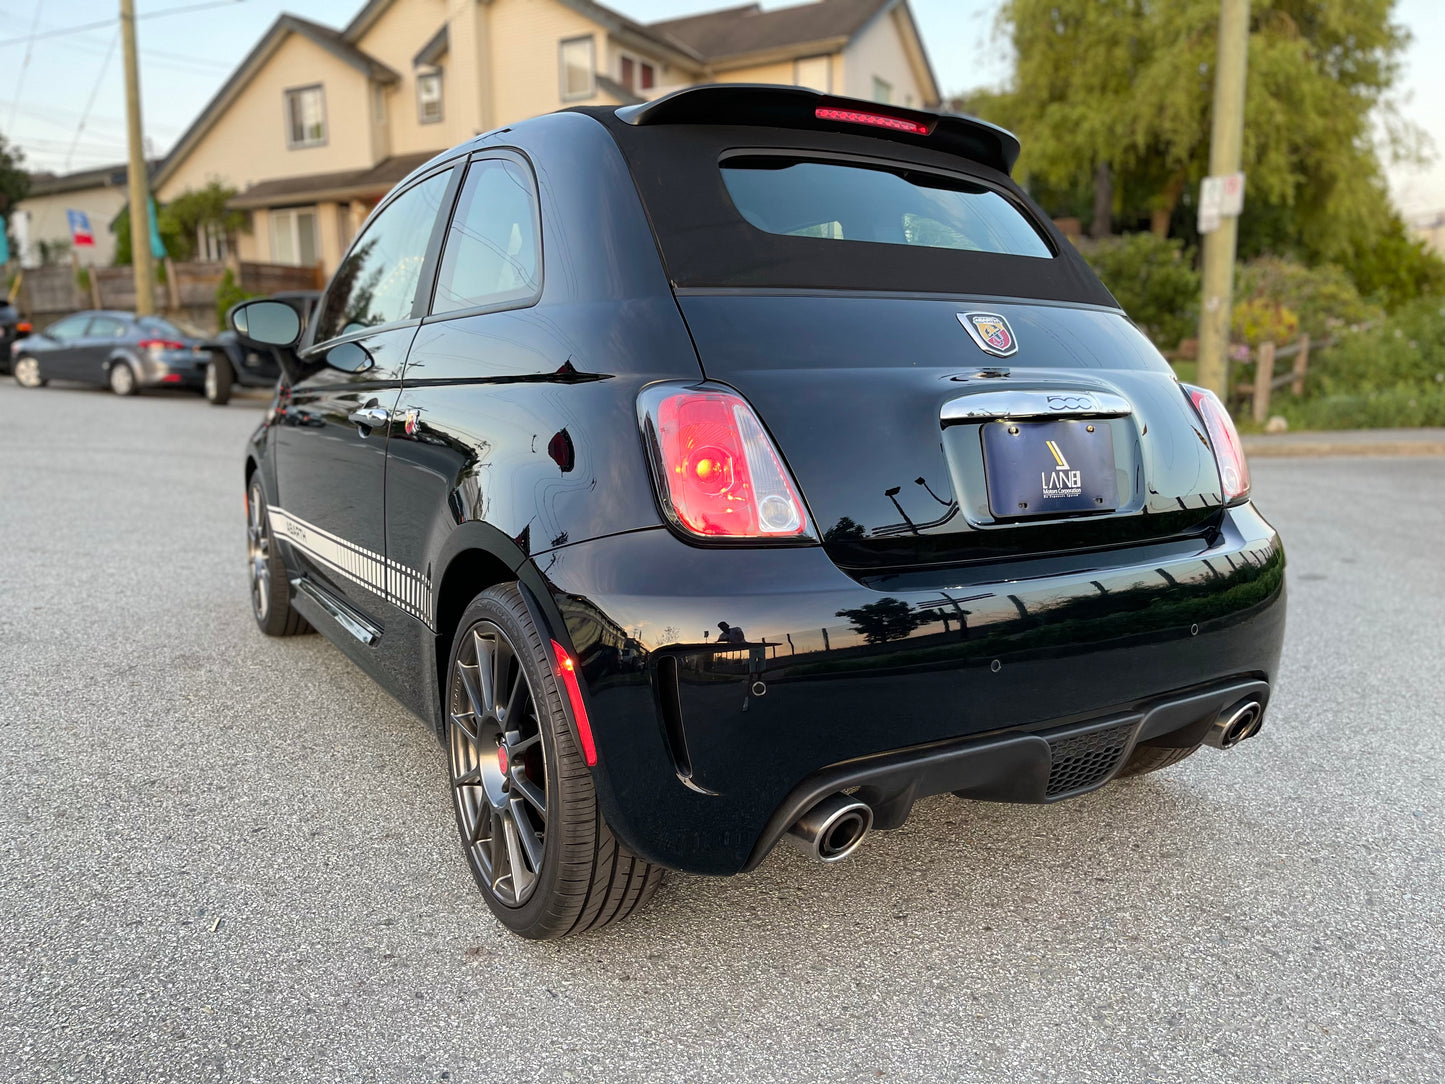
[246,477,311,636]
[12,356,45,388]
[445,583,661,939]
[108,361,140,396]
[205,355,233,405]
[1116,742,1201,778]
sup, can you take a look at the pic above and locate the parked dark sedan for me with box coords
[202,290,321,404]
[234,85,1285,940]
[0,301,32,375]
[11,310,212,395]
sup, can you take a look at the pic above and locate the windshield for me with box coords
[720,157,1052,258]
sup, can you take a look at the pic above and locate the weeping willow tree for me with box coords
[976,0,1424,269]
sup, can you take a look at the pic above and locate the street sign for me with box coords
[1197,172,1246,234]
[67,209,94,247]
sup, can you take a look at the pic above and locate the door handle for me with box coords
[348,405,392,430]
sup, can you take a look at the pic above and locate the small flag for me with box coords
[67,209,94,247]
[147,194,167,261]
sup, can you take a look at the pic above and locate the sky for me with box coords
[1,0,1441,219]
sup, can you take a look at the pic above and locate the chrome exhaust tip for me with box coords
[785,792,874,863]
[1206,699,1264,749]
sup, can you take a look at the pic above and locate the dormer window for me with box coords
[417,71,443,123]
[618,53,656,93]
[285,85,327,148]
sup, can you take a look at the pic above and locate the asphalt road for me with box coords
[2,379,1442,1084]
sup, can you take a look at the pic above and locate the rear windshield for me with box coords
[721,157,1052,259]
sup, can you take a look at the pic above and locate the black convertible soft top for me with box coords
[573,85,1116,308]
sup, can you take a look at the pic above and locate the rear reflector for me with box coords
[815,106,932,136]
[639,384,813,541]
[1184,385,1251,502]
[551,641,597,766]
[161,373,183,384]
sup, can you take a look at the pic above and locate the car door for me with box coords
[81,315,130,385]
[35,313,94,380]
[271,164,460,641]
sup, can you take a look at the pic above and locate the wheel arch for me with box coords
[105,348,140,371]
[429,523,577,740]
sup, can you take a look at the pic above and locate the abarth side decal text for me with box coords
[267,506,435,629]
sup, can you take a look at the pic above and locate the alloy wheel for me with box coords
[110,363,135,395]
[204,362,218,400]
[13,357,41,387]
[246,482,270,621]
[449,621,548,907]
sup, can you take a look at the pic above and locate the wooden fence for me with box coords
[13,259,323,318]
[1233,335,1316,423]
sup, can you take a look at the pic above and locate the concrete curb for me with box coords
[1243,431,1445,457]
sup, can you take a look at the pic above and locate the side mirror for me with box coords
[325,340,374,374]
[230,299,301,347]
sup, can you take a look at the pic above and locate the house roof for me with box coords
[227,151,441,210]
[153,14,398,191]
[651,0,889,63]
[25,159,162,198]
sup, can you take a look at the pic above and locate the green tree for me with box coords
[0,133,30,246]
[113,181,245,263]
[985,0,1422,266]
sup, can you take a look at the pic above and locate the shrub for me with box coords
[215,268,255,329]
[1232,256,1380,342]
[1310,297,1445,394]
[1076,233,1199,352]
[1274,384,1445,430]
[1231,298,1299,347]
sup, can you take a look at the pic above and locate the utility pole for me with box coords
[1195,0,1250,399]
[120,0,156,315]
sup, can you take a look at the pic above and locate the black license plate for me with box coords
[981,419,1119,519]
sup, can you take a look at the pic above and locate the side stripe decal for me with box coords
[268,506,435,630]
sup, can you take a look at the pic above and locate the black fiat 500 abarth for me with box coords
[235,86,1285,940]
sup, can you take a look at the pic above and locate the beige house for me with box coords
[153,0,939,276]
[11,163,145,268]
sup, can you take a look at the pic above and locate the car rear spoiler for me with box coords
[614,84,1022,175]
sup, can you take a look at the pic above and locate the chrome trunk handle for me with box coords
[940,389,1132,423]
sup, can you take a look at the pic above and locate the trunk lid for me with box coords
[675,294,1223,572]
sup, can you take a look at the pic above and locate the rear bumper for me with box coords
[541,503,1286,875]
[136,353,207,388]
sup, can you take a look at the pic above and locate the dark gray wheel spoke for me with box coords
[511,773,547,818]
[450,709,481,743]
[508,731,540,756]
[473,631,496,713]
[457,661,486,721]
[510,798,545,869]
[452,763,484,789]
[501,815,532,897]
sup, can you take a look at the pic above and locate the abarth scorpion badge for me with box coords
[958,312,1019,358]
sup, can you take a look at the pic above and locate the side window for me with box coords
[313,169,452,343]
[46,315,92,341]
[431,158,540,316]
[86,316,128,339]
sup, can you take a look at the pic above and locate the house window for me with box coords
[794,55,830,93]
[417,71,443,123]
[872,77,892,104]
[270,208,319,266]
[285,85,327,148]
[560,36,595,101]
[618,53,656,92]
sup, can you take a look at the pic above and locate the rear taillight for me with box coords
[16,321,32,334]
[1184,385,1251,502]
[814,106,932,136]
[138,338,184,351]
[638,384,814,541]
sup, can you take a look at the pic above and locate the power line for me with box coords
[5,0,43,130]
[67,32,120,171]
[0,0,246,50]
